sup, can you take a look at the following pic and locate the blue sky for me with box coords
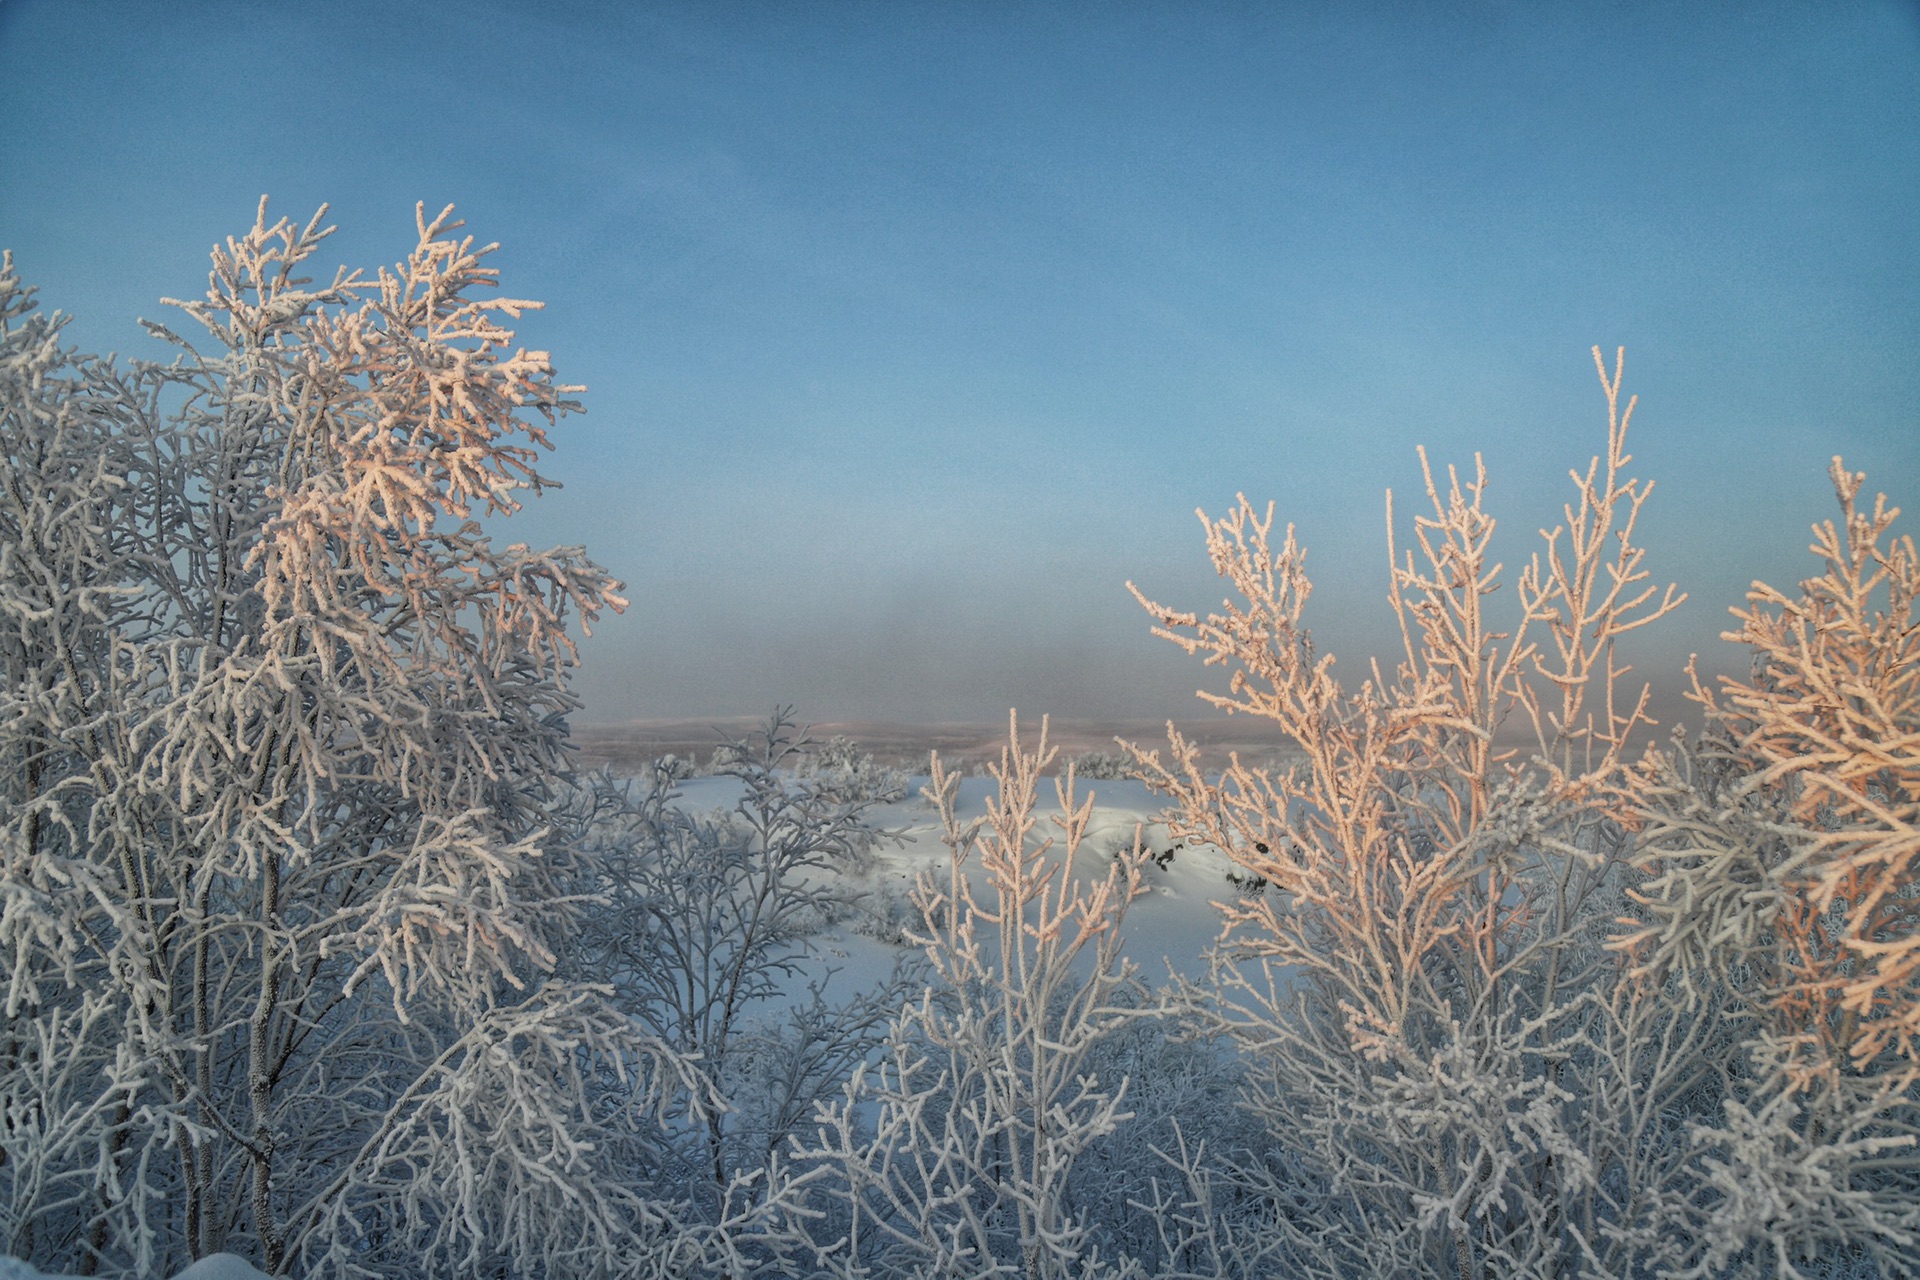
[2,1,1915,725]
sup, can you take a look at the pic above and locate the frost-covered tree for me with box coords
[560,711,918,1218]
[0,204,700,1277]
[787,713,1155,1279]
[1120,351,1799,1278]
[0,246,164,1272]
[1622,459,1919,1276]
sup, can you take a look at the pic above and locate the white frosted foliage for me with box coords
[783,713,1157,1278]
[1118,351,1918,1278]
[6,204,1914,1280]
[0,207,696,1278]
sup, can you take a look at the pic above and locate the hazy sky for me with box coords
[2,2,1916,726]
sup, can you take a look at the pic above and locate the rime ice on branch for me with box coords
[0,202,716,1279]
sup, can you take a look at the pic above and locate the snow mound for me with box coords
[0,1257,270,1280]
[174,1256,274,1280]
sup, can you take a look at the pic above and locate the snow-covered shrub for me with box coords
[1067,750,1139,782]
[796,733,914,805]
[1119,350,1865,1278]
[849,877,923,946]
[0,206,692,1278]
[696,743,750,775]
[649,752,697,783]
[1056,998,1255,1273]
[784,714,1157,1279]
